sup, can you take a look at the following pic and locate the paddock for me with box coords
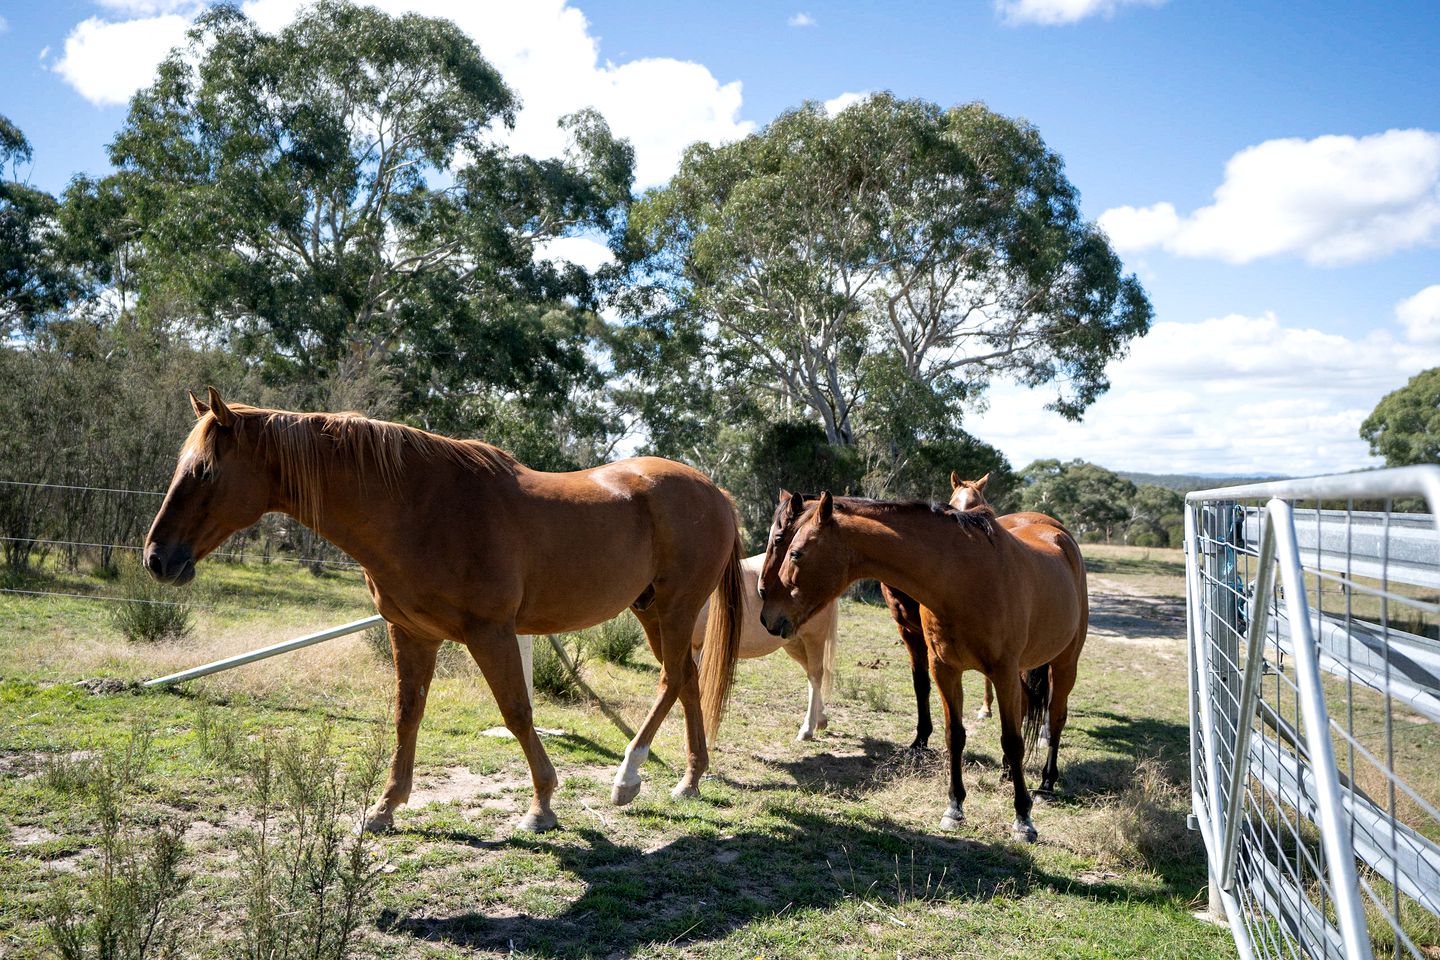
[0,542,1237,958]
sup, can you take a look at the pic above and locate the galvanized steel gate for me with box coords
[1186,467,1440,960]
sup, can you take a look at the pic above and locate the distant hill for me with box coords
[1117,471,1290,493]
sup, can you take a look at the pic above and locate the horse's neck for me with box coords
[264,439,423,571]
[838,508,997,611]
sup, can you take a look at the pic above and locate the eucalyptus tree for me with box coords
[101,1,633,464]
[1361,367,1440,467]
[0,116,75,335]
[623,93,1151,465]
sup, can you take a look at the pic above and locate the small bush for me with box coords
[44,725,189,960]
[238,725,387,960]
[588,612,645,666]
[532,635,587,702]
[111,564,193,644]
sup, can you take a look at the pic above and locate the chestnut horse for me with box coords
[759,491,1086,841]
[881,472,996,749]
[690,554,839,741]
[144,389,744,832]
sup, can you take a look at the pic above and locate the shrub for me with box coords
[44,725,189,960]
[237,725,387,960]
[532,635,587,702]
[588,612,645,666]
[110,563,193,644]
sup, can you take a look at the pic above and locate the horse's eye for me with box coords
[757,586,766,600]
[788,549,802,561]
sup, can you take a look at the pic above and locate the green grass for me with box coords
[0,553,1239,959]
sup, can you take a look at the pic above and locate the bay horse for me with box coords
[881,472,996,749]
[690,554,839,741]
[758,490,1087,841]
[144,389,744,833]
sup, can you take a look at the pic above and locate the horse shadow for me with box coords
[375,804,1154,958]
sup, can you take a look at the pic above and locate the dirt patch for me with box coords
[11,825,62,846]
[75,677,141,695]
[1087,591,1186,641]
[407,766,529,810]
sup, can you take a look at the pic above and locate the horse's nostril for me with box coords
[145,549,163,576]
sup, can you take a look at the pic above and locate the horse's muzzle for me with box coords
[760,611,792,639]
[144,541,196,586]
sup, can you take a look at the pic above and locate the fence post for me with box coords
[1201,500,1243,922]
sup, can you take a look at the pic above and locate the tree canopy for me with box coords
[1,116,75,335]
[620,94,1152,477]
[1360,367,1440,467]
[91,1,634,465]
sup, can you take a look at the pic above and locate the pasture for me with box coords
[0,544,1237,959]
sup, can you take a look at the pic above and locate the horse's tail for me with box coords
[1021,664,1051,756]
[821,601,838,702]
[700,531,745,742]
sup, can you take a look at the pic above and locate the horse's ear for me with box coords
[976,472,990,491]
[949,471,961,491]
[778,489,798,521]
[816,490,833,525]
[205,386,234,428]
[188,390,209,420]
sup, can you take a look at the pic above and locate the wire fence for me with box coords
[0,477,363,609]
[1186,467,1440,960]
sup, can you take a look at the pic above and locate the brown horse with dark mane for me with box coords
[881,472,996,748]
[144,389,744,833]
[758,490,1086,841]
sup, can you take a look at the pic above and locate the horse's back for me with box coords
[508,456,737,632]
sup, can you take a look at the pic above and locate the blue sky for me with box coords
[3,0,1439,476]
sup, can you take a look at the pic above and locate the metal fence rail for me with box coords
[1186,466,1440,960]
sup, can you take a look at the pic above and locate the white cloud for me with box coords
[968,312,1440,475]
[95,0,202,14]
[534,235,614,272]
[1396,285,1440,343]
[823,91,870,116]
[789,12,817,27]
[0,15,9,35]
[55,0,753,187]
[1099,130,1440,266]
[53,14,192,107]
[995,0,1166,27]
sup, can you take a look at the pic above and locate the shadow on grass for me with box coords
[375,804,1173,958]
[1078,711,1190,783]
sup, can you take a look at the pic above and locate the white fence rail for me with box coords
[1186,466,1440,960]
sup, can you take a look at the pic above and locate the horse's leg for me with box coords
[463,624,559,832]
[931,658,967,831]
[977,676,994,720]
[901,625,933,751]
[364,623,441,832]
[782,638,825,741]
[1040,638,1083,795]
[991,668,1038,842]
[612,608,696,804]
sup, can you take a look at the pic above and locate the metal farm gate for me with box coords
[1185,466,1440,960]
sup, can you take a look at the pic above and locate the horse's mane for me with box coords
[180,404,517,522]
[809,495,998,540]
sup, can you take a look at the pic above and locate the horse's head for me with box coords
[759,490,848,639]
[143,388,273,585]
[948,471,990,512]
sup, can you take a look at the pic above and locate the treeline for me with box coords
[0,1,1153,570]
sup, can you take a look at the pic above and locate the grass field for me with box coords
[0,544,1239,959]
